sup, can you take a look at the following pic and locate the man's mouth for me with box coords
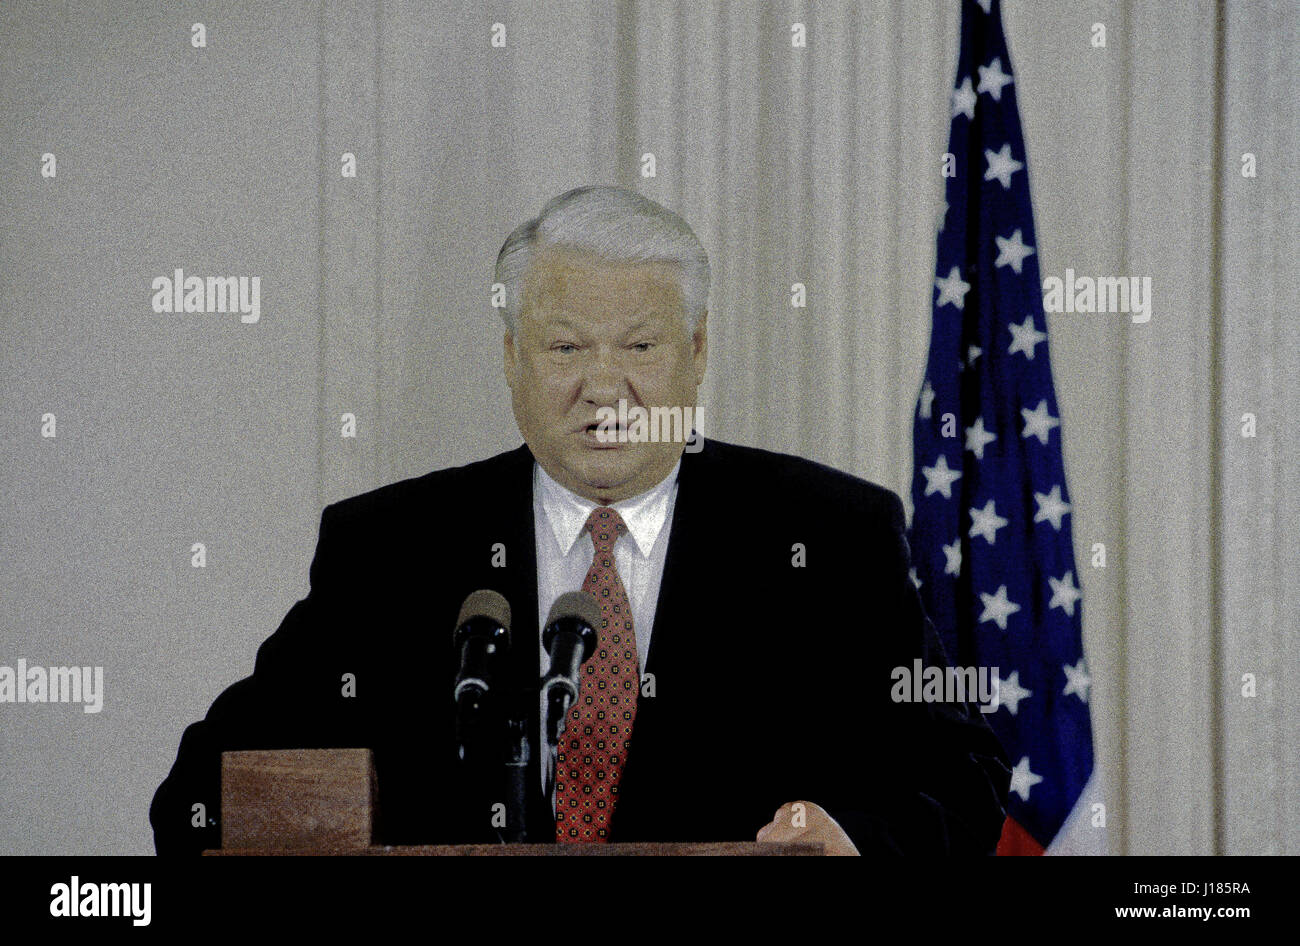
[577,422,627,447]
[577,419,620,433]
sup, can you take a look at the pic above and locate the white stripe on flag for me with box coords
[1046,771,1109,855]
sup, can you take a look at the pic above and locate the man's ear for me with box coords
[692,311,708,386]
[503,330,516,390]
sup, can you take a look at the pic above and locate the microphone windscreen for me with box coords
[545,590,601,631]
[457,589,512,631]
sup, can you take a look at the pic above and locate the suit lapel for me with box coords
[493,444,540,692]
[634,436,716,777]
[643,438,713,680]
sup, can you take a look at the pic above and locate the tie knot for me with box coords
[584,507,627,551]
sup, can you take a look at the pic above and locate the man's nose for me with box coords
[579,348,625,403]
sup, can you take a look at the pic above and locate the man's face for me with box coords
[504,247,707,505]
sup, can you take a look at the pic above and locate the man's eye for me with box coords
[552,343,578,354]
[631,342,654,353]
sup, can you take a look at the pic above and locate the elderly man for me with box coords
[151,185,1010,855]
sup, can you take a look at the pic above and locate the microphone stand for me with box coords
[502,717,530,843]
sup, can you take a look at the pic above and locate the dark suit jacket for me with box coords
[151,438,1010,854]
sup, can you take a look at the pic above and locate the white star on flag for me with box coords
[1020,399,1060,445]
[1063,659,1092,702]
[995,670,1032,715]
[967,344,982,366]
[983,143,1023,189]
[968,498,1008,544]
[951,77,977,120]
[921,454,962,498]
[1048,570,1082,616]
[934,266,972,309]
[1007,315,1047,359]
[976,56,1013,101]
[942,538,962,575]
[978,583,1021,630]
[1009,756,1043,802]
[965,416,997,459]
[1033,484,1071,530]
[994,228,1036,274]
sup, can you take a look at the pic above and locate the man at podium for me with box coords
[151,185,1010,856]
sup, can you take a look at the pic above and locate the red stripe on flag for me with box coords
[996,816,1044,856]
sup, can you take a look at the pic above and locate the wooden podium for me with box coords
[204,748,822,856]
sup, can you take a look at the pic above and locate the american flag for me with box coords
[908,0,1101,855]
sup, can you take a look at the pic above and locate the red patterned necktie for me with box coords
[554,507,639,842]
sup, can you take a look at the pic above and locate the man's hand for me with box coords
[755,800,860,856]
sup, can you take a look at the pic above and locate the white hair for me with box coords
[494,185,710,334]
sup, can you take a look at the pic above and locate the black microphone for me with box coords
[540,591,601,748]
[453,590,512,759]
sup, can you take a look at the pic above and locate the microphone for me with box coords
[540,591,601,748]
[452,590,512,759]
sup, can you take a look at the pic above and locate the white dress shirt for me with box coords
[533,457,682,675]
[533,457,681,800]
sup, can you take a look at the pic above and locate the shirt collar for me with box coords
[535,458,681,559]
